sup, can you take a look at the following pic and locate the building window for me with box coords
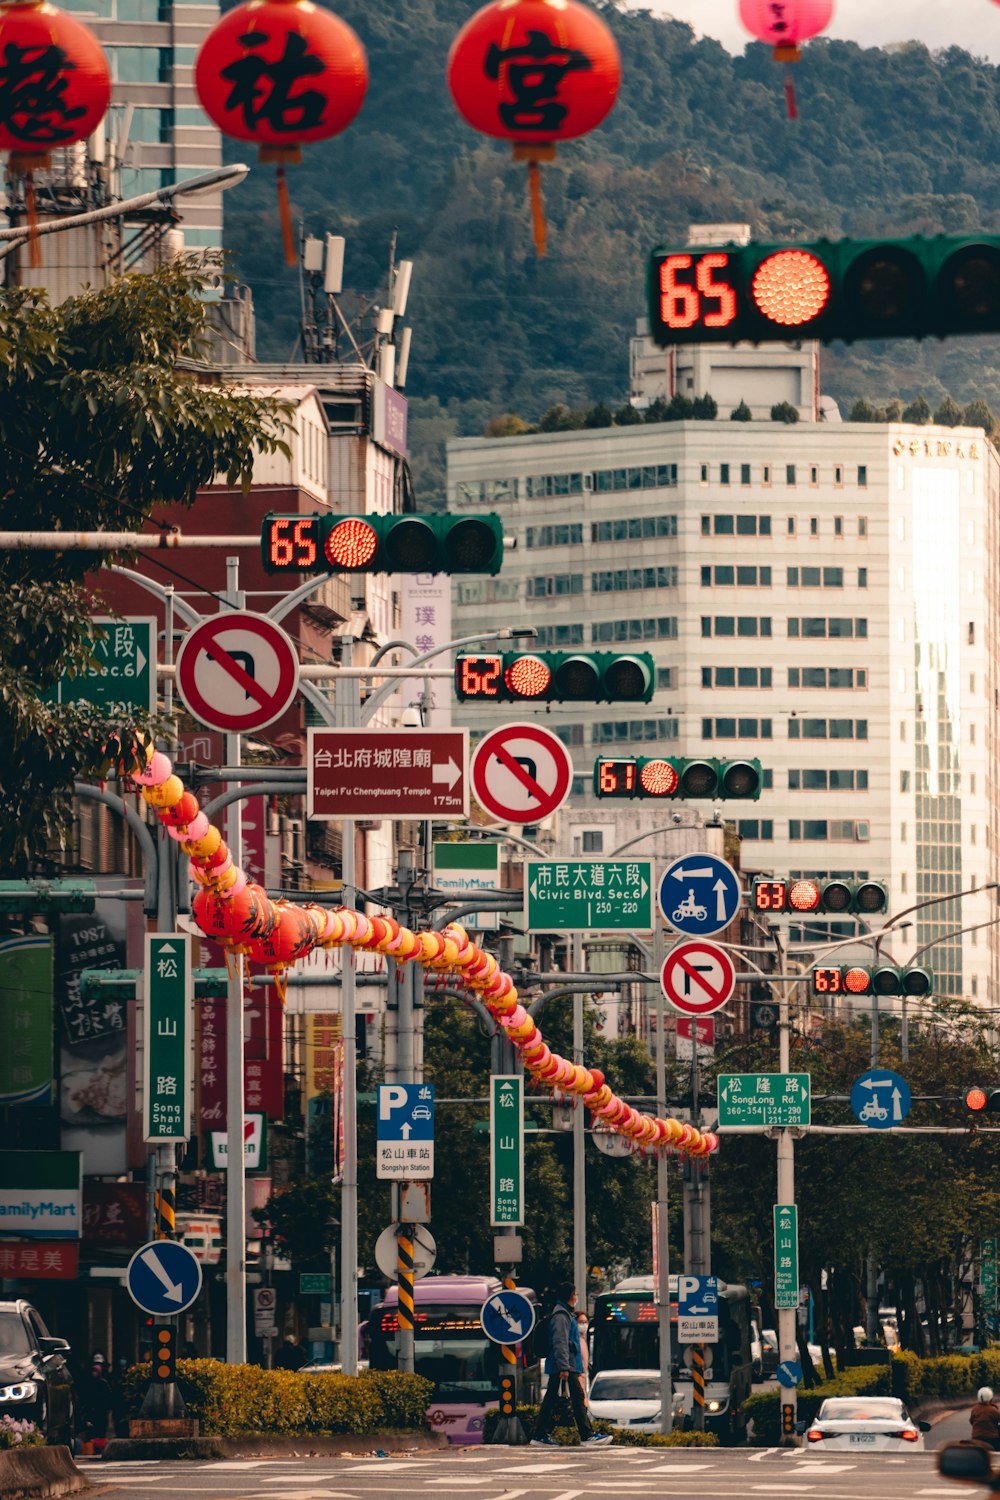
[525,523,584,548]
[741,463,751,485]
[786,464,796,486]
[553,725,584,747]
[700,463,709,484]
[591,465,677,495]
[702,717,772,739]
[702,666,772,688]
[900,770,910,792]
[593,566,677,592]
[591,616,678,642]
[834,465,844,487]
[591,515,677,542]
[788,718,868,740]
[788,769,868,791]
[786,566,844,588]
[858,515,868,536]
[533,623,585,647]
[834,516,843,537]
[788,819,867,841]
[526,573,583,597]
[809,466,819,486]
[787,516,796,535]
[737,819,774,839]
[701,565,771,586]
[719,463,730,485]
[762,465,772,486]
[582,830,604,852]
[788,668,867,689]
[592,718,679,744]
[525,472,585,499]
[788,617,867,639]
[809,516,819,535]
[858,466,868,489]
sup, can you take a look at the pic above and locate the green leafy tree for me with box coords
[730,400,753,421]
[615,403,643,426]
[483,413,531,438]
[884,400,904,421]
[770,401,800,424]
[691,393,718,419]
[583,401,614,428]
[934,395,964,426]
[538,404,585,432]
[254,1178,337,1268]
[963,399,996,433]
[902,394,933,424]
[0,262,287,872]
[848,398,878,421]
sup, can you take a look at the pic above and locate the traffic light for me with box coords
[455,651,654,704]
[781,1402,796,1437]
[593,756,762,800]
[0,879,96,915]
[261,512,504,575]
[498,1371,516,1418]
[810,965,933,998]
[152,1326,176,1383]
[80,967,228,1003]
[647,236,1000,347]
[751,877,888,917]
[964,1087,1000,1114]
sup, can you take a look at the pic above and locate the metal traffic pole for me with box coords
[572,935,587,1307]
[223,557,247,1365]
[652,918,673,1435]
[776,967,797,1444]
[339,636,360,1376]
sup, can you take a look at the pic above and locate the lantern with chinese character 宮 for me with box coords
[447,0,620,257]
[195,0,367,265]
[0,0,111,262]
[738,0,833,119]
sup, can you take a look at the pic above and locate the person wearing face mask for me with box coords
[530,1284,611,1447]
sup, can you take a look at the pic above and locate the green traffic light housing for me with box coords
[964,1086,1000,1114]
[593,756,762,800]
[810,963,934,998]
[647,235,1000,348]
[752,877,889,916]
[261,511,504,575]
[455,651,654,704]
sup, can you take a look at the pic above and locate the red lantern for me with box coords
[0,0,110,261]
[738,0,833,119]
[447,0,620,256]
[195,0,367,264]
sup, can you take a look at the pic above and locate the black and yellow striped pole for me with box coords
[397,1224,416,1374]
[691,1344,706,1431]
[154,1177,175,1239]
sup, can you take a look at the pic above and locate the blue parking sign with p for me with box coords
[377,1084,435,1180]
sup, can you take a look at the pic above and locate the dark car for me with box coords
[0,1300,74,1444]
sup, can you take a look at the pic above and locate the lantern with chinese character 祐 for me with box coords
[738,0,833,119]
[447,0,621,257]
[0,0,111,262]
[195,0,367,265]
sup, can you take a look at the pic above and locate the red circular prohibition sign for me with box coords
[175,611,300,734]
[661,939,736,1018]
[470,722,574,824]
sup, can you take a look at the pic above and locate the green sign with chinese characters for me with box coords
[143,933,191,1143]
[525,859,653,932]
[718,1073,811,1128]
[491,1075,524,1226]
[0,936,53,1107]
[774,1203,799,1311]
[48,616,156,714]
[300,1272,332,1295]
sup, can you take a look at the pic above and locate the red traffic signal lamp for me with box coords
[811,965,933,998]
[455,651,654,704]
[964,1087,1000,1114]
[647,236,1000,347]
[594,756,762,801]
[751,877,888,917]
[261,512,504,575]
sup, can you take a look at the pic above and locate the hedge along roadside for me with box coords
[121,1362,433,1436]
[745,1349,1000,1447]
[481,1405,719,1446]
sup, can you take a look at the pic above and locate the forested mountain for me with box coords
[221,4,1000,494]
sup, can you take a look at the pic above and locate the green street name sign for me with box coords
[774,1203,799,1311]
[300,1272,332,1295]
[982,1237,998,1259]
[491,1075,524,1227]
[48,616,156,714]
[718,1073,811,1128]
[143,933,191,1143]
[525,859,652,932]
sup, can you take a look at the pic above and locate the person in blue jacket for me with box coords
[530,1284,612,1447]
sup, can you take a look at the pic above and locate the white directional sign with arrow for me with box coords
[125,1238,203,1316]
[658,853,742,937]
[480,1288,537,1345]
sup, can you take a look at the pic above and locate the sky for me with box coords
[656,1,1000,66]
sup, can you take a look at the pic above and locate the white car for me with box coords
[804,1396,929,1451]
[588,1369,665,1431]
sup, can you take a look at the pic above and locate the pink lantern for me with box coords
[738,0,833,118]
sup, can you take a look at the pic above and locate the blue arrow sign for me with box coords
[850,1069,911,1130]
[126,1239,203,1316]
[480,1289,536,1345]
[776,1359,803,1388]
[658,854,741,937]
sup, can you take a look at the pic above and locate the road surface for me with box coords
[78,1444,964,1500]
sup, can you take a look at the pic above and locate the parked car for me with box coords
[0,1300,74,1444]
[803,1396,929,1451]
[587,1368,664,1431]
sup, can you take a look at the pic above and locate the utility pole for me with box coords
[652,918,673,1435]
[776,961,797,1444]
[572,935,587,1306]
[224,556,247,1365]
[339,635,360,1376]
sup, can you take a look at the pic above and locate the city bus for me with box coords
[367,1275,542,1444]
[591,1275,754,1443]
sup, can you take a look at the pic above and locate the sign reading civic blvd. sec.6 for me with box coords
[525,859,652,932]
[307,729,468,820]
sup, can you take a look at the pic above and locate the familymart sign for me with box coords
[0,1151,82,1239]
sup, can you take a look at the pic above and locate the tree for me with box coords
[934,395,964,426]
[254,1177,337,1268]
[538,404,585,432]
[963,399,996,433]
[770,401,799,424]
[730,400,753,421]
[0,262,288,872]
[615,403,643,426]
[848,398,878,421]
[691,393,718,419]
[902,395,932,424]
[483,413,530,437]
[583,401,614,428]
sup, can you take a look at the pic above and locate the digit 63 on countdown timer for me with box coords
[646,235,1000,347]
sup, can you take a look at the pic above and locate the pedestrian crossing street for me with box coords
[83,1445,946,1500]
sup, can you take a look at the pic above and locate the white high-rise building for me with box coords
[448,415,1000,1005]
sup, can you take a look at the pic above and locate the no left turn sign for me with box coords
[661,938,736,1018]
[470,722,574,825]
[175,611,300,734]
